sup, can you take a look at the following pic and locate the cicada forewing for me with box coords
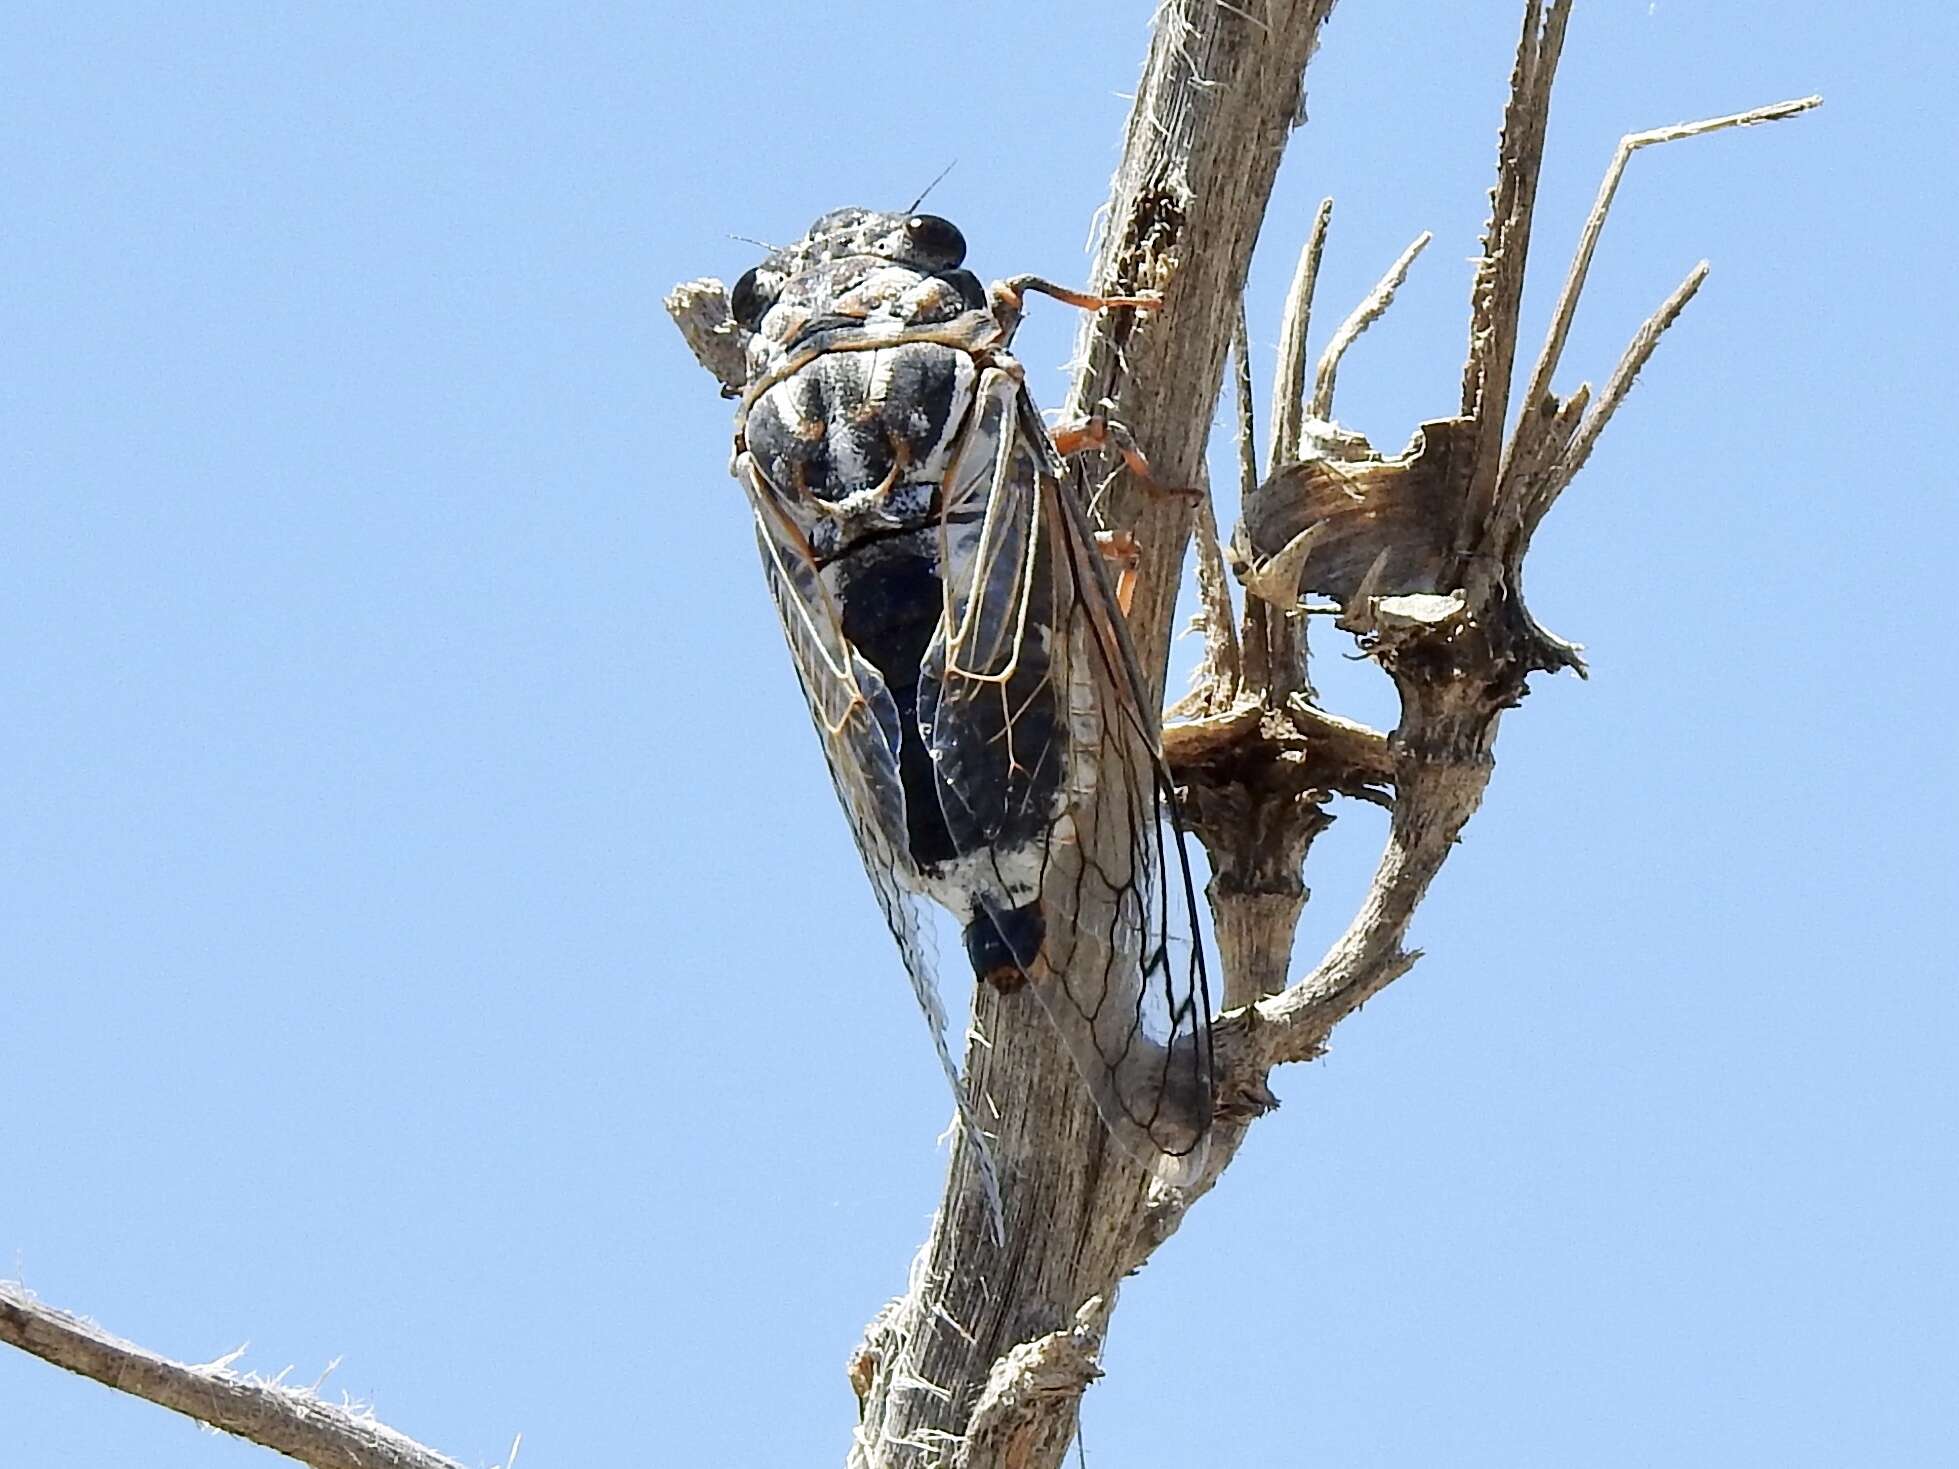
[920,368,1216,1181]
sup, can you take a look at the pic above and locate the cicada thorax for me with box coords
[736,250,1067,983]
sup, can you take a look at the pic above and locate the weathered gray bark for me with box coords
[0,1283,480,1469]
[1,3,1817,1466]
[841,7,1341,1466]
[828,7,1816,1466]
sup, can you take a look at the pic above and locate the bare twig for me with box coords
[1499,381,1590,545]
[1309,230,1432,421]
[1232,301,1261,506]
[1459,0,1573,549]
[0,1283,472,1469]
[1537,261,1708,513]
[1177,308,1252,713]
[1268,197,1334,466]
[1509,95,1823,445]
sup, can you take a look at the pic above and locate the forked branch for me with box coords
[1495,92,1823,532]
[1511,95,1824,437]
[1194,34,1818,1111]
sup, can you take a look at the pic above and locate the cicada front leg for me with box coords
[985,272,1163,346]
[990,273,1163,317]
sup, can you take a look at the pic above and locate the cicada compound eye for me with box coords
[729,265,778,331]
[904,214,966,270]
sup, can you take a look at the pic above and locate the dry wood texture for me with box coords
[0,1283,480,1469]
[2,3,1817,1466]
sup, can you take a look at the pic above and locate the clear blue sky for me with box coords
[4,3,1951,1465]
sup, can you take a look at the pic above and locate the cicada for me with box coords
[722,207,1213,1194]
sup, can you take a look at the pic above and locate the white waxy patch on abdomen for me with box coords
[919,841,1046,918]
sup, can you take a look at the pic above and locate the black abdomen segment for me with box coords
[755,329,1062,990]
[835,536,1049,989]
[834,534,957,871]
[963,902,1047,990]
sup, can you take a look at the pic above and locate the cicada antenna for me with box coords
[906,160,958,214]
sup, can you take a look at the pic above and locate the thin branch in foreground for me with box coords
[1231,301,1261,504]
[1459,0,1573,527]
[0,1283,473,1469]
[1177,307,1250,710]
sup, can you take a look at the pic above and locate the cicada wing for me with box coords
[1043,441,1217,1183]
[920,379,1064,863]
[739,455,1005,1228]
[921,372,1215,1180]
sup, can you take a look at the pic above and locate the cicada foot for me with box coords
[963,902,1046,993]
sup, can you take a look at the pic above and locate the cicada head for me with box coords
[792,208,967,273]
[731,210,970,325]
[731,208,987,395]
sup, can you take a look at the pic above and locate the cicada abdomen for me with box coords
[725,207,1214,1189]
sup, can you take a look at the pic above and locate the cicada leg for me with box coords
[991,274,1163,316]
[1093,529,1142,617]
[1049,415,1201,503]
[987,273,1163,343]
[1050,415,1200,621]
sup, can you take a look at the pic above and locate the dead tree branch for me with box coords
[1205,18,1818,1107]
[847,6,1342,1466]
[1310,228,1430,421]
[0,4,1821,1466]
[665,5,1813,1467]
[0,1282,479,1469]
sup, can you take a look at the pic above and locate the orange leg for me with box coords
[1095,529,1143,617]
[993,274,1164,316]
[1050,415,1202,503]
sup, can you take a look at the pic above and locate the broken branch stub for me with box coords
[665,278,746,397]
[1198,11,1820,1116]
[1232,61,1818,687]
